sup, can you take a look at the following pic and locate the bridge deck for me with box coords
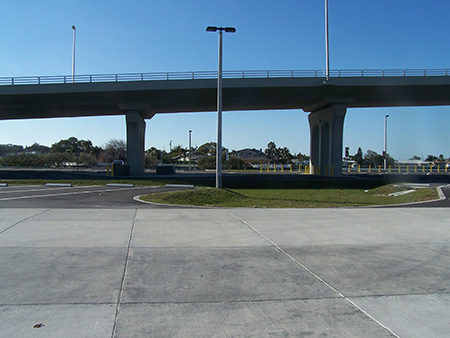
[0,69,449,120]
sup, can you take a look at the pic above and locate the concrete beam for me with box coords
[1,76,450,120]
[118,103,155,119]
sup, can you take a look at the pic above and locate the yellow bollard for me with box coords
[274,164,276,172]
[290,164,292,172]
[267,164,269,173]
[260,164,263,172]
[378,165,381,173]
[358,165,361,173]
[422,166,425,173]
[331,166,334,177]
[298,164,301,172]
[438,165,440,173]
[398,165,401,173]
[415,165,417,173]
[369,164,371,173]
[407,165,409,173]
[281,165,284,173]
[389,165,391,173]
[446,165,448,173]
[348,165,351,173]
[111,164,115,177]
[430,166,432,173]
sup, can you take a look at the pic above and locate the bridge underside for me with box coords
[1,76,450,120]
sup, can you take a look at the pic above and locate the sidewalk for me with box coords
[1,207,450,337]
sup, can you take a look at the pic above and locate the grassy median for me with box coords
[139,184,439,208]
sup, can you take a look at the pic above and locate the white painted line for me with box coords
[106,183,135,187]
[45,183,73,187]
[388,189,416,196]
[403,183,430,188]
[165,184,195,188]
[0,185,155,201]
[0,185,100,194]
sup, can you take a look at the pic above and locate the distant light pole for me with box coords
[72,25,76,83]
[189,130,192,170]
[384,114,389,171]
[325,0,330,80]
[206,26,236,189]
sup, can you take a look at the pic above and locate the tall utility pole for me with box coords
[72,25,76,83]
[384,115,389,171]
[189,130,192,170]
[325,0,330,80]
[206,26,236,189]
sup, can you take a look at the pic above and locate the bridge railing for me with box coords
[0,68,448,86]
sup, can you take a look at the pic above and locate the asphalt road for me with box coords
[0,182,449,209]
[0,184,192,209]
[406,184,450,207]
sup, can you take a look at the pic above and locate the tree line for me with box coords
[0,138,310,170]
[348,147,449,166]
[0,137,125,167]
[3,137,444,170]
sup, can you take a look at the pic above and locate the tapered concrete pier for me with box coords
[308,104,347,176]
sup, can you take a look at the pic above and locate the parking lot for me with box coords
[1,183,450,337]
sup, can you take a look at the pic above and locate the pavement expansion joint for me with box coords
[226,210,402,338]
[111,208,138,337]
[348,291,450,299]
[118,296,344,306]
[0,302,117,307]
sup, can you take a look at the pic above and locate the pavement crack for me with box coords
[0,208,51,235]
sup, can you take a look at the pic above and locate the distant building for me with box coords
[231,148,267,161]
[396,160,431,167]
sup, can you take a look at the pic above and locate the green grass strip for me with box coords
[140,185,439,208]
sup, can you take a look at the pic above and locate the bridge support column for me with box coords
[308,104,346,176]
[126,111,146,175]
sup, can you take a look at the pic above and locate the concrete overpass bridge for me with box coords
[1,69,449,175]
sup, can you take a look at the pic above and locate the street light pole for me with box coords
[72,25,76,83]
[325,0,330,80]
[189,130,192,170]
[206,26,236,189]
[384,114,389,171]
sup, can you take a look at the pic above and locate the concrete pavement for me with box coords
[1,206,450,337]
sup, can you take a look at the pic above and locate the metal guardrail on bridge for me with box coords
[0,68,448,86]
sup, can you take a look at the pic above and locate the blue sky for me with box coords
[0,0,449,160]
